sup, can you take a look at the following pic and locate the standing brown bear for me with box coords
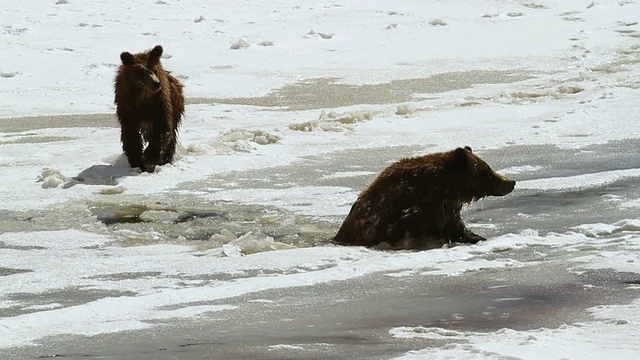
[333,147,516,249]
[114,45,185,173]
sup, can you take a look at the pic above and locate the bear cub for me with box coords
[114,45,185,173]
[333,147,516,249]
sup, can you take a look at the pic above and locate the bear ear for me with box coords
[452,147,470,166]
[149,45,163,59]
[120,52,135,65]
[464,146,472,153]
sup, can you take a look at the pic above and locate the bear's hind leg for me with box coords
[159,133,177,166]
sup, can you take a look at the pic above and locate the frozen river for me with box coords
[2,1,640,359]
[2,129,640,359]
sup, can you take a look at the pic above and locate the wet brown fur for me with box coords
[333,147,516,249]
[114,45,184,172]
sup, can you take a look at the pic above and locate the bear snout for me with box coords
[148,73,162,94]
[150,83,162,94]
[495,178,516,196]
[506,179,516,191]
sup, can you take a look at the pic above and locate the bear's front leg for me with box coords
[143,140,162,170]
[121,126,144,170]
[143,123,168,171]
[461,227,486,244]
[140,132,160,173]
[443,216,485,244]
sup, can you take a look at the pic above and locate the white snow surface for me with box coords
[1,0,640,357]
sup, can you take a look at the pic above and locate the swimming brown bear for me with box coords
[333,147,516,249]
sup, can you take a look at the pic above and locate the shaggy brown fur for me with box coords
[114,45,184,172]
[333,147,516,249]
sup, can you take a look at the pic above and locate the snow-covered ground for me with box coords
[1,1,640,358]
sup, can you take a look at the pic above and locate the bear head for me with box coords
[448,146,516,203]
[119,45,164,96]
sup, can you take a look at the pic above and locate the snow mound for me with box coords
[230,37,250,50]
[307,30,334,39]
[429,19,448,26]
[1,71,19,78]
[209,129,280,153]
[220,129,280,145]
[289,110,375,132]
[572,219,640,237]
[210,230,296,256]
[396,104,417,116]
[37,168,70,189]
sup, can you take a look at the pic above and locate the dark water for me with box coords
[177,139,640,240]
[5,262,639,360]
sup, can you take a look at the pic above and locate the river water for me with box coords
[1,67,640,359]
[2,134,640,359]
